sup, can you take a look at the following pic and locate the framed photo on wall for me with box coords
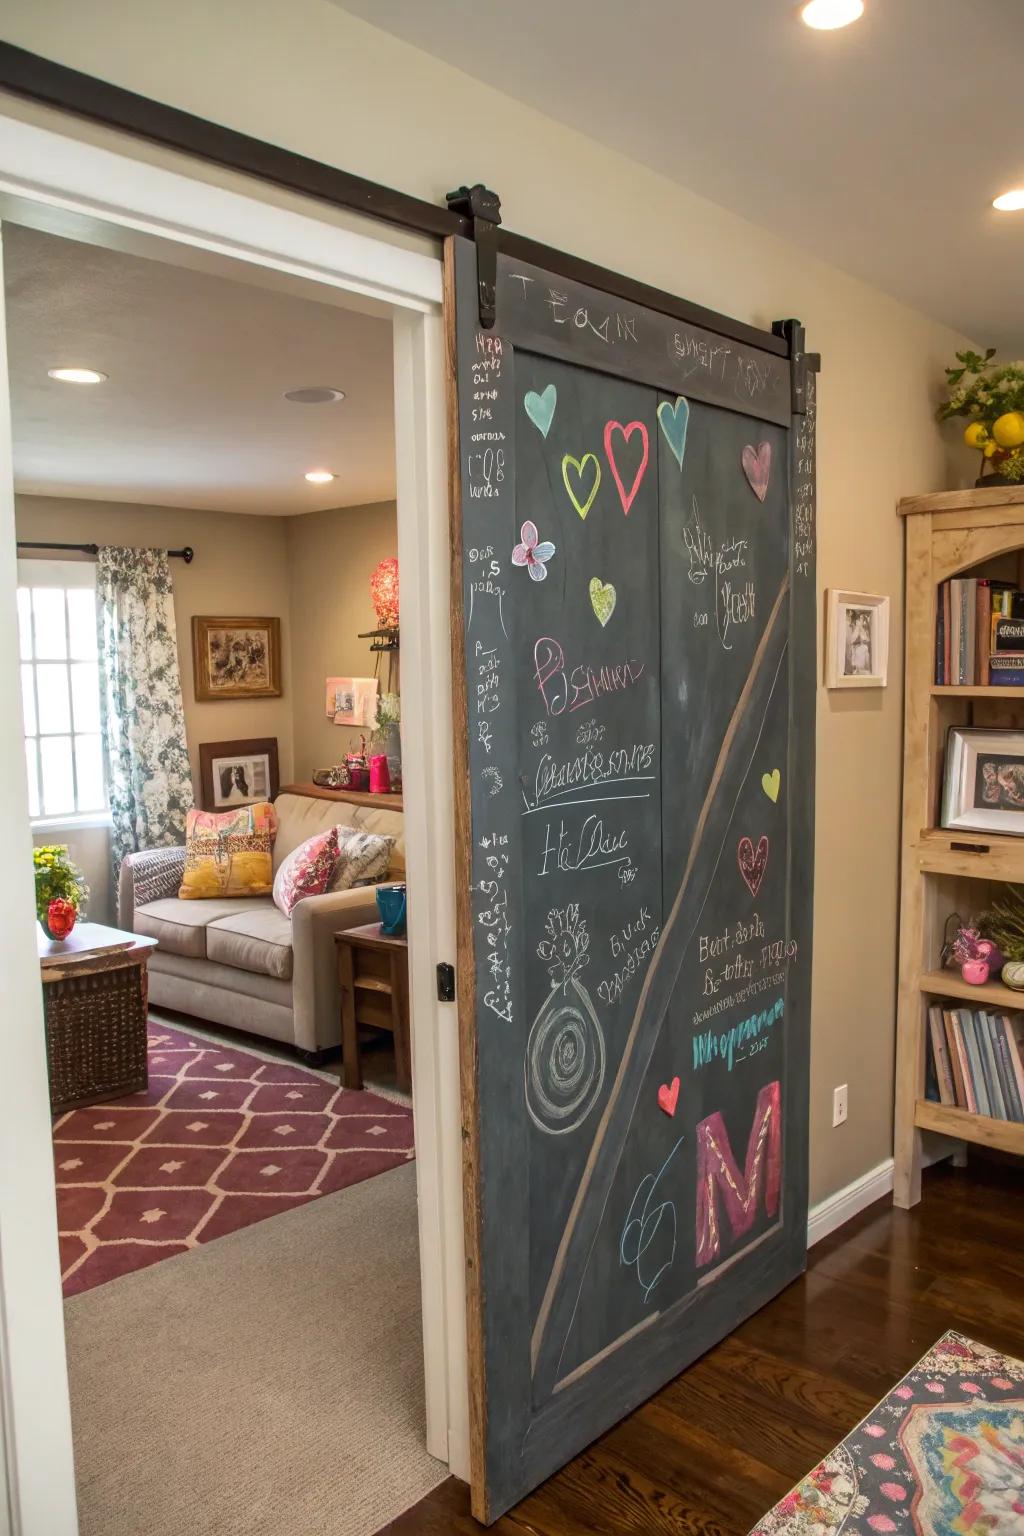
[192,616,282,700]
[199,738,280,811]
[942,727,1024,837]
[825,590,889,688]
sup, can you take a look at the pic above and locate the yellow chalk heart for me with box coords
[589,577,616,627]
[761,768,781,803]
[562,453,601,520]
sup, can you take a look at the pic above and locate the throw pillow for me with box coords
[330,826,395,891]
[178,802,278,899]
[273,826,341,916]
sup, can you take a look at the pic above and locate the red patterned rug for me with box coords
[54,1021,414,1298]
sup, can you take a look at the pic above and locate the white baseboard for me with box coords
[807,1157,894,1247]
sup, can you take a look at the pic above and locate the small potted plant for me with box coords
[33,844,88,941]
[938,349,1024,486]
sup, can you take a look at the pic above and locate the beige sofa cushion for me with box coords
[271,793,361,872]
[135,897,257,959]
[205,904,294,980]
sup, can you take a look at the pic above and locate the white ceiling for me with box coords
[3,223,397,515]
[337,0,1024,353]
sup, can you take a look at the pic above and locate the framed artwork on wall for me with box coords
[825,590,889,688]
[199,738,280,810]
[942,726,1024,837]
[324,675,378,726]
[192,616,282,700]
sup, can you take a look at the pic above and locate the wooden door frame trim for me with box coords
[0,41,789,359]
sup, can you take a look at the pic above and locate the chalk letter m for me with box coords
[695,1080,781,1269]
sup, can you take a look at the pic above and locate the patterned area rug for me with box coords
[54,1022,414,1297]
[749,1331,1024,1535]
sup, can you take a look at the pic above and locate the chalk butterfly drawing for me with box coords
[603,420,649,516]
[524,383,557,439]
[657,395,690,469]
[511,520,555,581]
[742,441,772,502]
[562,453,602,520]
[525,906,606,1135]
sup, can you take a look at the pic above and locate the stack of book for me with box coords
[927,1004,1024,1121]
[934,578,1024,685]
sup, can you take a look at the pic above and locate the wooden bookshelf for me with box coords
[895,486,1024,1206]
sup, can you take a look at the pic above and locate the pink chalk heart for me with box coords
[737,835,769,898]
[657,1076,680,1117]
[742,441,772,502]
[604,419,650,515]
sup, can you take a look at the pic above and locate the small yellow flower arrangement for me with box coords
[939,349,1024,483]
[33,844,88,939]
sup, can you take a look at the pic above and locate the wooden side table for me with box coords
[335,922,410,1093]
[39,923,158,1114]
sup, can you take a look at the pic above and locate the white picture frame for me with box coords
[825,589,889,689]
[941,726,1024,837]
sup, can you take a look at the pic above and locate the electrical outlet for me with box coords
[833,1084,848,1127]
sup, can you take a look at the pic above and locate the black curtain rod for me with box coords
[17,540,194,562]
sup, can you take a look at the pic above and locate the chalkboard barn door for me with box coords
[446,235,817,1523]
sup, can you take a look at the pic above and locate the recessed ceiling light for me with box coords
[47,367,107,384]
[304,470,336,484]
[993,189,1024,212]
[284,386,346,405]
[800,0,864,29]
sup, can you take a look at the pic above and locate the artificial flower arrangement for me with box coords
[938,348,1024,482]
[33,844,88,940]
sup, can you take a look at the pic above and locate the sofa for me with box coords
[118,792,404,1063]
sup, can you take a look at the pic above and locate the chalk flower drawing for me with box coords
[511,520,556,582]
[525,906,606,1135]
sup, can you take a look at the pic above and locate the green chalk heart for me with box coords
[589,577,616,627]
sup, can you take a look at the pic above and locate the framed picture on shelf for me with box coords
[324,675,378,727]
[825,590,890,689]
[192,616,282,700]
[941,727,1024,836]
[199,738,280,811]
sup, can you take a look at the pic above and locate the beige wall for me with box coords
[2,0,977,1203]
[286,501,398,780]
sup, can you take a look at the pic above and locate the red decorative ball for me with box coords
[370,557,399,629]
[47,898,77,940]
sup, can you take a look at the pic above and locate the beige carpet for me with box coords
[65,1162,447,1536]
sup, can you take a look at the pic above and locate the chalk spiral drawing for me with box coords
[620,1136,683,1302]
[737,834,769,898]
[561,453,602,520]
[511,520,556,582]
[742,441,772,503]
[525,905,606,1135]
[524,383,557,439]
[589,577,616,628]
[603,420,649,516]
[656,395,690,469]
[695,1080,781,1268]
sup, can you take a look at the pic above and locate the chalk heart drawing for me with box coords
[524,383,557,439]
[742,441,772,502]
[589,577,617,628]
[761,768,781,803]
[657,396,690,470]
[657,1076,680,1117]
[604,419,650,515]
[562,452,602,520]
[737,835,769,897]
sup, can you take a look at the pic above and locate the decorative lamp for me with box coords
[370,557,399,630]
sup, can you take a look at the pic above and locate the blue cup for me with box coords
[376,883,407,937]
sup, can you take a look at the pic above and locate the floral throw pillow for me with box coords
[178,802,278,899]
[273,826,341,916]
[330,827,395,891]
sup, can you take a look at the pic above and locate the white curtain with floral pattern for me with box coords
[97,546,194,873]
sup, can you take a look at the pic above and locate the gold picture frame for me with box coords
[192,616,282,701]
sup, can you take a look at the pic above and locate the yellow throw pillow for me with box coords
[178,802,278,900]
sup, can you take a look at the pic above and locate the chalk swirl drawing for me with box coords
[511,520,555,582]
[525,905,606,1135]
[737,834,769,897]
[761,767,781,803]
[742,440,772,502]
[524,383,557,439]
[603,419,649,515]
[588,577,616,627]
[656,395,690,469]
[561,453,602,520]
[481,766,503,797]
[620,1135,683,1302]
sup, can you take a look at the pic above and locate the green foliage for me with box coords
[979,885,1024,961]
[32,844,88,922]
[938,348,1024,423]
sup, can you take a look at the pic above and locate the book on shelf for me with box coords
[935,578,1022,684]
[928,1003,1024,1121]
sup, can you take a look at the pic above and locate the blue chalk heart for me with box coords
[657,395,690,469]
[524,384,557,439]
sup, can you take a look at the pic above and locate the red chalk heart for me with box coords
[742,441,772,502]
[737,835,769,898]
[657,1076,680,1117]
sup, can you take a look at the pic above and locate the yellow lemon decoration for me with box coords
[984,441,999,458]
[964,422,989,449]
[992,411,1024,449]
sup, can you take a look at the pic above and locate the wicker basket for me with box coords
[44,962,148,1113]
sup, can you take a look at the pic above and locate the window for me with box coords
[17,562,107,821]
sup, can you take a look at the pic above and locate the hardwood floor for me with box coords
[381,1155,1024,1535]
